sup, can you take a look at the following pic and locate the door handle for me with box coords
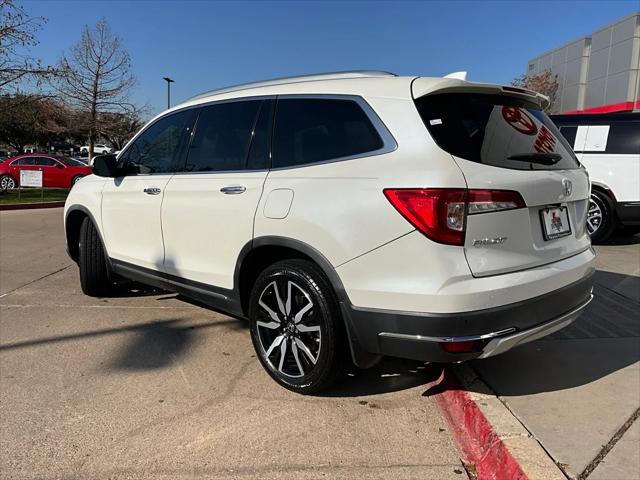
[220,185,246,194]
[143,187,161,195]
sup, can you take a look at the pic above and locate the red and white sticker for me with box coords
[501,106,537,136]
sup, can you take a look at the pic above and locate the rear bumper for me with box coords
[342,271,594,363]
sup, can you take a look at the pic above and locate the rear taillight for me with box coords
[467,190,526,215]
[384,188,525,246]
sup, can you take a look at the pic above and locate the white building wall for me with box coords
[527,13,640,113]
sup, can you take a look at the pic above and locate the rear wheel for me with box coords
[0,174,16,192]
[248,259,345,394]
[78,217,111,296]
[587,190,616,244]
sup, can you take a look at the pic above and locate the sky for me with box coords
[24,0,640,116]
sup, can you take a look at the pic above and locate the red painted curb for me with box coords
[0,201,65,211]
[429,367,527,480]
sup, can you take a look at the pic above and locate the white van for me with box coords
[553,112,640,243]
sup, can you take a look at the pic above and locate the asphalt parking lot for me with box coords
[0,209,465,479]
[1,208,639,480]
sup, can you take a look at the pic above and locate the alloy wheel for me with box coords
[587,195,604,236]
[255,279,321,378]
[0,176,16,191]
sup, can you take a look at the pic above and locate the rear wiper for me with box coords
[507,153,562,165]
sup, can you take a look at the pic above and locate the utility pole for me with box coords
[163,77,174,109]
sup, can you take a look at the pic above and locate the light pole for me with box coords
[163,77,174,109]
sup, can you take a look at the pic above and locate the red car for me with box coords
[0,154,92,191]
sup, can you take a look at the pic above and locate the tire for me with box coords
[587,190,617,244]
[0,174,16,192]
[248,259,345,394]
[71,175,83,186]
[587,190,616,244]
[78,217,111,296]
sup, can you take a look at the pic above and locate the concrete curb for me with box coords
[0,201,65,211]
[430,364,566,480]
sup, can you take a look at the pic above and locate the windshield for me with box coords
[414,93,580,171]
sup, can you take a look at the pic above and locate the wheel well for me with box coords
[237,245,313,316]
[591,184,616,204]
[65,210,88,262]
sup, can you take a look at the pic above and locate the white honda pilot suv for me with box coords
[65,71,595,394]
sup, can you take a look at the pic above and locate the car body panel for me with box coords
[0,154,91,188]
[162,171,269,288]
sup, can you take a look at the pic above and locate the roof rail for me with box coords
[186,70,397,102]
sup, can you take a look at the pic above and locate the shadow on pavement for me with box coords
[461,275,639,397]
[321,358,444,397]
[607,230,640,246]
[0,318,243,371]
[107,319,229,370]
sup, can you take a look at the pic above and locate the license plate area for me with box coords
[539,206,571,240]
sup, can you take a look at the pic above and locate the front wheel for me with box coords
[248,259,345,394]
[78,217,112,296]
[0,174,16,192]
[71,175,84,186]
[587,190,616,244]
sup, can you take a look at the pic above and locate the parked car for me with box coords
[552,112,640,243]
[0,154,92,191]
[64,71,595,394]
[80,144,111,155]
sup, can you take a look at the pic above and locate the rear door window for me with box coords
[184,100,263,172]
[415,93,580,170]
[603,123,640,155]
[556,121,640,154]
[272,98,384,168]
[35,158,58,167]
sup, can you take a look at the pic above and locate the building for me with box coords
[527,13,640,114]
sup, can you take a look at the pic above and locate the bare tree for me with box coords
[98,106,147,150]
[0,0,51,91]
[56,18,135,158]
[512,69,560,112]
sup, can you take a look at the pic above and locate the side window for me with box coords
[35,158,58,167]
[119,109,196,174]
[606,122,640,155]
[14,157,37,166]
[558,126,578,150]
[184,100,262,172]
[247,99,275,170]
[272,98,384,169]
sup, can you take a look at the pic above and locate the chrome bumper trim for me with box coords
[478,292,594,358]
[377,291,594,358]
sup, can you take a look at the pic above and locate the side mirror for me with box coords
[91,154,119,177]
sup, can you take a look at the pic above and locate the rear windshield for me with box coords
[415,93,580,170]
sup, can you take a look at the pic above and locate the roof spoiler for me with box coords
[413,78,550,110]
[443,71,467,81]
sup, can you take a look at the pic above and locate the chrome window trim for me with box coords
[116,96,274,176]
[117,94,397,176]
